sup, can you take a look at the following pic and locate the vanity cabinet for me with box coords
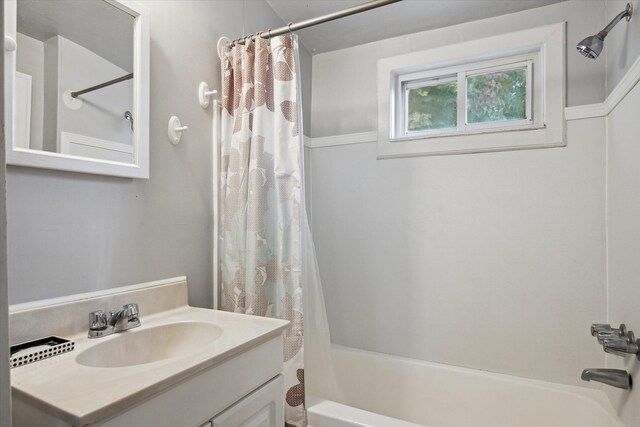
[97,336,285,427]
[9,277,289,427]
[12,336,285,427]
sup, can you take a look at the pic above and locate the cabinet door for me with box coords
[212,375,283,427]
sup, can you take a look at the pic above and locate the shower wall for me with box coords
[604,1,640,424]
[606,76,640,427]
[309,1,608,387]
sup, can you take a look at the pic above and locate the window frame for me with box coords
[463,60,533,131]
[377,22,566,158]
[402,73,458,136]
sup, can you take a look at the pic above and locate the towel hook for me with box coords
[198,81,218,108]
[168,116,188,144]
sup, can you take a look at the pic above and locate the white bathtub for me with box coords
[307,345,625,427]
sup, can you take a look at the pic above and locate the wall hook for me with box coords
[168,116,188,144]
[198,82,218,108]
[217,36,231,60]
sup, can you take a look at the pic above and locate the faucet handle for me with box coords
[603,337,640,357]
[594,324,627,343]
[591,323,627,336]
[591,323,613,336]
[123,303,139,320]
[597,330,620,343]
[89,310,107,331]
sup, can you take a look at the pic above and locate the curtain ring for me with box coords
[288,22,293,35]
[268,28,272,39]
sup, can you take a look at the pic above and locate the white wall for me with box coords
[309,1,608,386]
[6,0,312,306]
[604,2,640,425]
[55,35,133,149]
[603,3,640,425]
[16,32,44,151]
[605,78,640,427]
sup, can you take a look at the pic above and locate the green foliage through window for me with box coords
[407,81,457,132]
[466,68,527,124]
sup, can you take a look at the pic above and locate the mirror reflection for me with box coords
[16,0,135,163]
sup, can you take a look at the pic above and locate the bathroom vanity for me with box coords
[8,277,289,427]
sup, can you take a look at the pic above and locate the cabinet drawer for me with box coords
[211,375,283,427]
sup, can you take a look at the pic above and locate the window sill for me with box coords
[393,122,546,143]
[378,125,565,159]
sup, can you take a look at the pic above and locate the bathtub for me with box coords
[307,345,624,427]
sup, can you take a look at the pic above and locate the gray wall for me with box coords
[6,0,313,306]
[308,1,608,386]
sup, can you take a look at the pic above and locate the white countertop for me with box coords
[9,278,289,426]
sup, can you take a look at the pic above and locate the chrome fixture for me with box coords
[583,323,638,389]
[88,303,140,338]
[577,3,633,59]
[603,328,640,359]
[591,323,627,344]
[590,323,640,359]
[581,368,631,390]
[603,334,640,358]
[124,110,134,131]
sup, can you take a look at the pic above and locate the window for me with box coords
[395,54,539,140]
[377,23,566,158]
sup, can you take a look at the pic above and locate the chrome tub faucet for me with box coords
[581,368,631,390]
[582,323,637,389]
[88,303,140,338]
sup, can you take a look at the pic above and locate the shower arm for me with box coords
[597,4,633,39]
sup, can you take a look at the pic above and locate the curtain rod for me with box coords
[230,0,402,46]
[71,73,134,98]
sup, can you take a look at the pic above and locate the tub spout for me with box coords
[581,368,631,389]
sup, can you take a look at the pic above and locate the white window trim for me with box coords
[377,22,566,158]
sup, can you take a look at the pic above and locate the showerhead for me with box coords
[577,35,604,59]
[576,3,632,60]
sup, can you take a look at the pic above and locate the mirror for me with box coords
[4,0,149,178]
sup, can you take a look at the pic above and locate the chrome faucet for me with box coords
[88,303,140,338]
[591,323,627,344]
[581,368,631,390]
[603,333,640,358]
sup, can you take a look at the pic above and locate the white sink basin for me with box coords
[76,321,223,368]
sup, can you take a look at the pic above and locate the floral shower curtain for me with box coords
[219,35,306,426]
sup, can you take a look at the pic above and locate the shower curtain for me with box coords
[219,34,335,427]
